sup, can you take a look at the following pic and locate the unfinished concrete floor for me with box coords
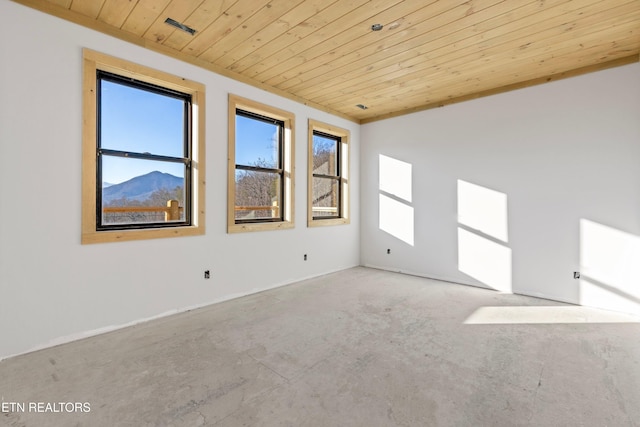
[2,267,640,426]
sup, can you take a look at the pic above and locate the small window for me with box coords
[228,95,295,233]
[308,120,350,227]
[82,49,205,244]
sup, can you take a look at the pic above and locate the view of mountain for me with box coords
[103,171,183,204]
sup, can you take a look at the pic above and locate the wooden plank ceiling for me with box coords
[14,0,640,123]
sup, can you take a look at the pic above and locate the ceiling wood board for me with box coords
[288,0,608,99]
[11,0,640,123]
[322,12,640,112]
[121,0,172,36]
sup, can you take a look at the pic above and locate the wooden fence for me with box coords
[103,200,182,221]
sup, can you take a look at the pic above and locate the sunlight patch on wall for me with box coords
[580,219,640,314]
[379,154,412,202]
[458,228,512,292]
[457,180,511,292]
[464,306,640,324]
[379,194,414,246]
[457,180,508,242]
[378,155,414,246]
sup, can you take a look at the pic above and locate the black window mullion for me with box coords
[313,173,340,180]
[98,148,189,164]
[236,109,283,126]
[236,164,283,174]
[98,70,189,102]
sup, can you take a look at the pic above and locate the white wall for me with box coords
[0,1,359,360]
[361,61,640,315]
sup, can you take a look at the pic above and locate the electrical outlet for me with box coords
[573,271,580,279]
[387,249,391,254]
[304,254,308,261]
[204,270,210,279]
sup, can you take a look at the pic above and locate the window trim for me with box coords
[82,49,205,244]
[308,119,350,227]
[228,94,295,233]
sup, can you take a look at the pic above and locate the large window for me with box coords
[228,95,294,233]
[82,49,205,244]
[308,120,350,227]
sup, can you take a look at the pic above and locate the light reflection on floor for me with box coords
[464,305,640,324]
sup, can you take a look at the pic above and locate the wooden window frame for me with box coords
[307,119,350,227]
[228,94,295,233]
[82,49,205,244]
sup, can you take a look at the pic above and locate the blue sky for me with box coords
[235,115,278,168]
[100,80,186,184]
[101,80,277,185]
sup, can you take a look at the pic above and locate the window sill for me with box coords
[81,225,204,244]
[307,217,350,228]
[227,221,294,234]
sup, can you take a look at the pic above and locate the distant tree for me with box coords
[105,196,141,208]
[105,186,184,208]
[103,186,184,223]
[235,158,279,219]
[144,186,184,207]
[312,138,335,174]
